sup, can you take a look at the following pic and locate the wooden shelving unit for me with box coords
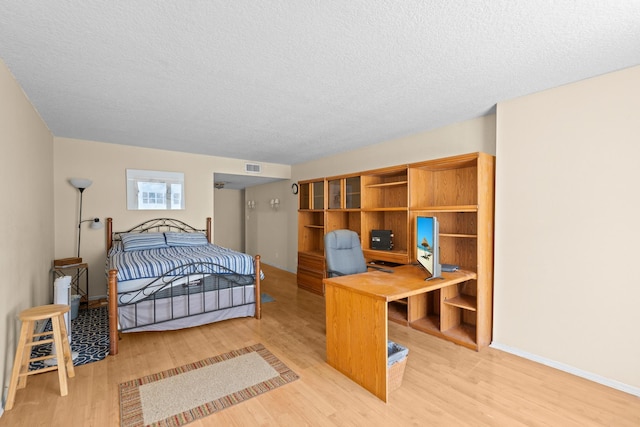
[296,179,327,294]
[298,152,495,350]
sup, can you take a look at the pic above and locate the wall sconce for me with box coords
[70,178,104,258]
[247,200,256,209]
[269,198,280,210]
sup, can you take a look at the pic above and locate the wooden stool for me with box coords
[5,304,76,410]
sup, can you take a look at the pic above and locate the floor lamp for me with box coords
[69,178,104,258]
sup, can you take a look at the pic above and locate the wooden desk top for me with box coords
[323,264,477,302]
[51,262,89,275]
[52,263,88,271]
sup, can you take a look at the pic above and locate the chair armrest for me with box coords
[326,269,347,278]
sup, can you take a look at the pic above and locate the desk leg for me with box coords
[325,284,389,402]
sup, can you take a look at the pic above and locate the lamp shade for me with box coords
[90,218,104,229]
[69,178,92,190]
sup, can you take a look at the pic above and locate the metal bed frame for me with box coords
[106,217,261,355]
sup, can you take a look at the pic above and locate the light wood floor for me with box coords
[2,264,638,426]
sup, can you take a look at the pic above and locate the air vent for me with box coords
[245,163,262,173]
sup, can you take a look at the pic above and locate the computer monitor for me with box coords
[416,216,441,280]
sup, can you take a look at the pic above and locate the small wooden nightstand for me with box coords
[52,262,89,308]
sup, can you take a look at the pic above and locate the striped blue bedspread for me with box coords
[108,242,258,282]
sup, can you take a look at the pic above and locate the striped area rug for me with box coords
[119,343,299,427]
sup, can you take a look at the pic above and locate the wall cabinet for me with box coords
[296,179,326,294]
[328,175,361,210]
[325,174,362,244]
[297,151,494,351]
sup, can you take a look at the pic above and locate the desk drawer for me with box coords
[297,267,324,295]
[297,252,325,295]
[297,252,325,272]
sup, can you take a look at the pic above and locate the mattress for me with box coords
[108,241,257,283]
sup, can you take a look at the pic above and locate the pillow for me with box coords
[121,232,168,252]
[164,231,209,247]
[108,240,123,255]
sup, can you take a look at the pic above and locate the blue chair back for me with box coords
[324,230,367,277]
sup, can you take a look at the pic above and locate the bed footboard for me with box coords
[254,255,262,320]
[108,255,262,355]
[108,269,118,355]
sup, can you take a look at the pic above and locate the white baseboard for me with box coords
[89,294,107,301]
[490,342,640,397]
[1,385,6,416]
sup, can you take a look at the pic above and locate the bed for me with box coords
[106,217,262,355]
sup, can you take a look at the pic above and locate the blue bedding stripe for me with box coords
[108,242,257,281]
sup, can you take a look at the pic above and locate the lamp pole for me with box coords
[77,187,85,258]
[70,178,102,259]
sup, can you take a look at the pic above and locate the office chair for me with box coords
[324,229,370,277]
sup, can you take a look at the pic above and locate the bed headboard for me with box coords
[106,217,212,250]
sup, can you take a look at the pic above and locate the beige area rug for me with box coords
[119,343,299,427]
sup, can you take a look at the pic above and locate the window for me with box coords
[126,169,184,210]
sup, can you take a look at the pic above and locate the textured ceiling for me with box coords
[1,1,640,168]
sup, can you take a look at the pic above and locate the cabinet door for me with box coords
[297,252,325,295]
[299,182,310,210]
[312,181,325,210]
[328,179,341,209]
[345,176,361,209]
[328,176,361,210]
[299,179,326,211]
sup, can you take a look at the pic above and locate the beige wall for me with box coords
[293,115,496,180]
[494,65,640,393]
[0,60,54,407]
[213,188,244,252]
[53,137,290,298]
[245,180,291,270]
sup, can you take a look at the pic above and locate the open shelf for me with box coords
[411,205,478,213]
[388,300,408,326]
[440,233,477,238]
[441,323,477,349]
[361,207,408,212]
[410,315,441,334]
[443,294,477,311]
[366,181,408,188]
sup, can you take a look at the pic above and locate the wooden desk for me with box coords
[324,264,476,402]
